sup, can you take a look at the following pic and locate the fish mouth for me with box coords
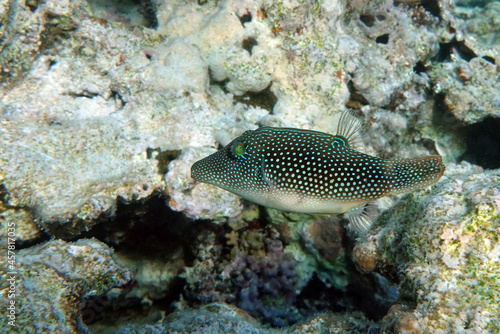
[190,151,226,183]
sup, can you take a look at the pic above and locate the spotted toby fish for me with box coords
[191,111,445,233]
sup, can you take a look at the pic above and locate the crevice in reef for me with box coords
[26,0,39,12]
[146,148,181,175]
[208,69,277,113]
[242,37,258,55]
[431,92,470,162]
[233,82,278,112]
[208,69,230,93]
[413,61,427,74]
[89,193,191,255]
[359,13,376,27]
[79,194,191,330]
[395,0,441,18]
[482,55,496,65]
[82,193,214,331]
[86,0,158,28]
[238,10,252,25]
[345,81,369,110]
[432,93,465,134]
[375,34,389,44]
[462,116,500,169]
[135,0,158,28]
[434,37,477,63]
[434,93,500,169]
[419,0,441,18]
[296,272,396,323]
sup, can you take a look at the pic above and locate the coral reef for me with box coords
[308,217,344,264]
[1,0,498,232]
[179,222,303,327]
[181,229,228,305]
[0,0,77,82]
[179,216,396,329]
[0,238,131,333]
[429,2,500,124]
[0,205,40,244]
[117,303,279,334]
[266,210,350,291]
[0,0,498,332]
[223,239,299,327]
[117,303,382,334]
[360,163,500,333]
[116,302,376,334]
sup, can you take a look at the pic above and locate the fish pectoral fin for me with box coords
[259,160,305,207]
[260,159,274,189]
[259,159,282,200]
[345,202,377,235]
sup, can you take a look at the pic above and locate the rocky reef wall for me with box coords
[0,0,499,333]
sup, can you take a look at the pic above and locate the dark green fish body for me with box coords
[191,112,445,233]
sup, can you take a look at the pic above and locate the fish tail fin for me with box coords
[385,156,445,195]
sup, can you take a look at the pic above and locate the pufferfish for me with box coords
[191,111,445,233]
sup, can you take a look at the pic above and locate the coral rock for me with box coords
[352,240,378,273]
[0,238,131,333]
[374,164,500,333]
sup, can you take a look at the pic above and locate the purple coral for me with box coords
[224,239,300,327]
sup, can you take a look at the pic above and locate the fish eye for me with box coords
[234,142,246,156]
[228,141,246,160]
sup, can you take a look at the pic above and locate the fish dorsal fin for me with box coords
[335,110,364,151]
[331,134,350,147]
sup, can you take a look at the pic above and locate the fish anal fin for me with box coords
[345,202,377,235]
